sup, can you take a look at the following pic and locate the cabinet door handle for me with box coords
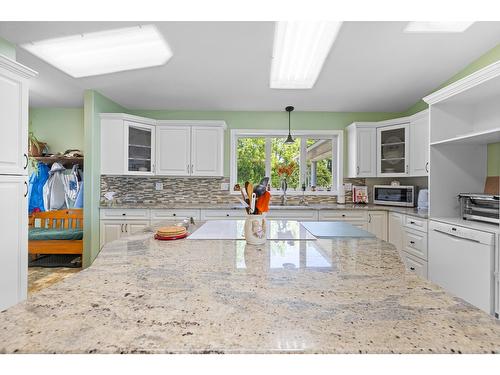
[406,165,408,174]
[425,162,429,173]
[368,213,371,223]
[120,224,124,233]
[125,224,128,232]
[356,166,360,175]
[23,153,28,169]
[187,164,190,174]
[24,181,28,197]
[409,240,415,245]
[191,164,194,174]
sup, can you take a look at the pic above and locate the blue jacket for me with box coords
[28,162,50,213]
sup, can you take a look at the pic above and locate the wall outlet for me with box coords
[220,182,229,191]
[155,182,164,191]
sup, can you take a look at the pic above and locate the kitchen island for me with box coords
[1,221,499,354]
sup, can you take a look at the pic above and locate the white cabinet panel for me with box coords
[124,121,155,175]
[0,68,29,176]
[0,176,27,311]
[402,228,428,260]
[318,210,367,221]
[126,222,149,235]
[347,125,376,177]
[200,209,247,220]
[377,123,410,177]
[367,211,387,240]
[401,251,428,279]
[404,215,428,232]
[266,209,318,221]
[191,126,224,176]
[100,209,150,220]
[388,212,404,251]
[410,112,429,176]
[156,126,191,176]
[100,222,123,248]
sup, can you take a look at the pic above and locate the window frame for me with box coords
[230,129,343,196]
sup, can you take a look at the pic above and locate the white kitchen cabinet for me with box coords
[0,175,28,311]
[266,209,318,221]
[155,121,226,177]
[401,251,428,279]
[150,209,201,224]
[347,124,376,178]
[409,110,429,176]
[0,56,36,176]
[101,114,157,176]
[402,227,428,260]
[191,126,224,176]
[200,209,247,220]
[367,211,387,240]
[319,210,367,222]
[100,220,150,248]
[124,121,155,175]
[388,212,404,251]
[156,126,191,175]
[377,123,409,177]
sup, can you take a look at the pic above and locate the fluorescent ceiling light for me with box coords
[21,25,172,78]
[405,22,474,33]
[270,21,342,89]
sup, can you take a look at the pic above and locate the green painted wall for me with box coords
[403,43,500,116]
[29,108,84,153]
[83,90,127,267]
[128,110,401,176]
[488,143,500,176]
[0,36,16,60]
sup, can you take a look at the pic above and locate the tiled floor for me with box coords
[28,267,81,295]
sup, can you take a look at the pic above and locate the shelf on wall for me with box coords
[430,127,500,146]
[32,156,84,165]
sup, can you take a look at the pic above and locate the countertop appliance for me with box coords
[458,193,499,225]
[429,220,495,314]
[417,188,429,210]
[373,185,415,207]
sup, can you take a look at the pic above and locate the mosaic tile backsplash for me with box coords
[100,176,369,206]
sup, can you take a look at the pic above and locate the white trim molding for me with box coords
[423,60,500,105]
[99,113,157,126]
[0,54,38,79]
[229,129,343,196]
[157,120,227,129]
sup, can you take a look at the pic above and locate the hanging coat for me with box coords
[43,162,68,211]
[28,162,50,213]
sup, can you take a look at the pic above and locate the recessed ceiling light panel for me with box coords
[270,21,342,89]
[21,25,172,78]
[404,21,474,33]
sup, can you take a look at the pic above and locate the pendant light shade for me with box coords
[285,106,295,144]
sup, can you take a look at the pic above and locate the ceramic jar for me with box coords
[244,214,267,245]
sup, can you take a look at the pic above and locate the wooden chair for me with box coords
[28,209,83,255]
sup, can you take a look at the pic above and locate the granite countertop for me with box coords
[1,221,498,353]
[100,202,429,219]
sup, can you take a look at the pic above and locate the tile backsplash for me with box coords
[100,175,427,206]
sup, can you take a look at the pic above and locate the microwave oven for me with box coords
[373,185,415,207]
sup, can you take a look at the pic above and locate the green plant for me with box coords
[28,132,44,156]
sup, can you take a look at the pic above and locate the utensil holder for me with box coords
[244,214,267,245]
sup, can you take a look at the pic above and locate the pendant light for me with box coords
[284,106,295,143]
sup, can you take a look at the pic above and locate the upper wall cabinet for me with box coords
[377,122,409,177]
[156,121,225,177]
[101,115,226,177]
[0,56,37,176]
[409,110,429,176]
[101,114,157,175]
[347,123,377,178]
[346,110,429,178]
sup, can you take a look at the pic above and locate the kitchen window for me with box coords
[230,129,343,195]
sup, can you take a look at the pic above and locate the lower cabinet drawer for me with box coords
[100,209,150,220]
[151,209,200,221]
[402,228,428,260]
[200,209,247,220]
[400,251,428,279]
[319,210,367,221]
[266,209,318,221]
[404,215,428,232]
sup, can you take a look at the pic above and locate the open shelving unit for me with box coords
[32,156,84,166]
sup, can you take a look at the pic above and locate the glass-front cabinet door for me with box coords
[124,121,155,175]
[377,123,409,176]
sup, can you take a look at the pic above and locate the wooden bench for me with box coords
[28,209,83,255]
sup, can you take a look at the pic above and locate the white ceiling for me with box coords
[1,21,500,111]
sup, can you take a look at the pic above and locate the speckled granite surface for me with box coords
[1,221,497,353]
[100,203,429,219]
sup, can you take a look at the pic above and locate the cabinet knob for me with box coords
[409,240,415,245]
[226,214,229,217]
[410,266,415,271]
[122,213,126,216]
[173,213,176,216]
[410,221,415,224]
[341,214,346,217]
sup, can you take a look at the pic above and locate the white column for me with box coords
[310,161,317,186]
